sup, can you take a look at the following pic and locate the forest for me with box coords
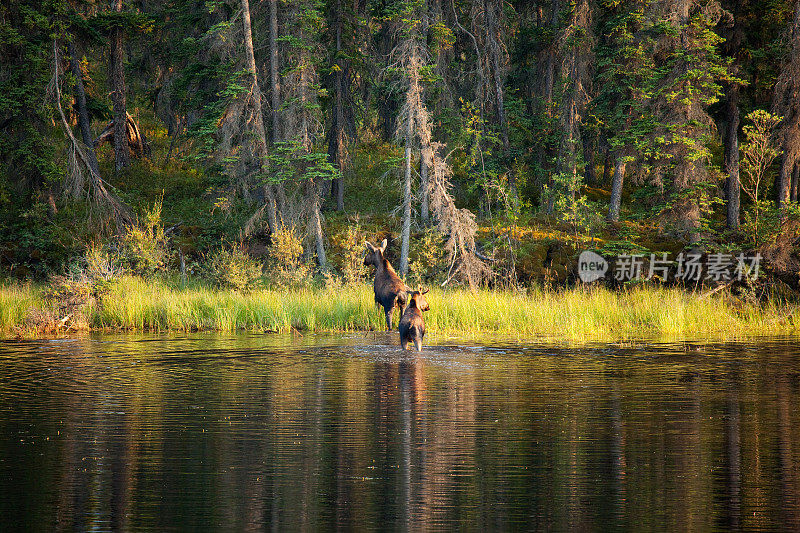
[2,0,800,332]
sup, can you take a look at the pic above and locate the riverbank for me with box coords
[1,277,797,340]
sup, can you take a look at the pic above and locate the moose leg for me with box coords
[385,307,393,331]
[395,304,405,331]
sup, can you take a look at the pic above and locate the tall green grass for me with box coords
[1,277,797,340]
[0,283,41,331]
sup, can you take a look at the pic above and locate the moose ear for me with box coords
[379,239,387,253]
[365,241,374,252]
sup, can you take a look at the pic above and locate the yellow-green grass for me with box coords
[0,283,42,331]
[1,277,797,341]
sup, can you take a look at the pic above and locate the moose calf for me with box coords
[399,288,430,351]
[364,239,408,330]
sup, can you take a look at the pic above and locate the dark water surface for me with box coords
[1,333,800,532]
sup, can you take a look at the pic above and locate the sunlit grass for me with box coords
[1,277,797,340]
[0,283,41,331]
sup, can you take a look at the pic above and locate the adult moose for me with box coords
[364,239,409,330]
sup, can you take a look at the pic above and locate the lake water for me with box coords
[1,333,799,531]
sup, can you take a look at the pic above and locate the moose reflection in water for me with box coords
[1,336,800,531]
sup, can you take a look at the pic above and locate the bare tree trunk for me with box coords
[307,182,327,268]
[110,0,129,172]
[298,16,326,268]
[677,0,690,24]
[601,142,611,185]
[331,157,345,211]
[543,0,560,105]
[69,40,101,179]
[419,1,431,219]
[269,0,280,143]
[583,134,597,185]
[724,83,741,230]
[485,0,515,197]
[720,2,743,230]
[791,162,799,202]
[607,157,625,222]
[241,0,277,231]
[484,0,508,147]
[458,0,486,124]
[492,55,508,154]
[420,156,429,221]
[400,116,414,277]
[772,0,800,210]
[557,0,591,188]
[776,153,793,209]
[328,0,346,211]
[313,203,327,267]
[267,0,289,217]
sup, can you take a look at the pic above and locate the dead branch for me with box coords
[51,40,132,230]
[698,281,734,300]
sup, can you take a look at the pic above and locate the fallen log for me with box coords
[93,112,149,157]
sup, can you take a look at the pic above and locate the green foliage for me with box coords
[268,141,340,185]
[337,218,367,286]
[594,0,732,205]
[205,244,263,292]
[739,110,783,246]
[543,168,604,243]
[119,199,169,277]
[81,241,124,284]
[428,20,455,52]
[1,0,799,289]
[40,242,123,329]
[408,228,447,287]
[456,99,514,215]
[599,239,651,258]
[0,1,65,193]
[599,221,651,257]
[92,7,155,35]
[266,226,312,288]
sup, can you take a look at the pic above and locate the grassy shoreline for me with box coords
[1,277,798,341]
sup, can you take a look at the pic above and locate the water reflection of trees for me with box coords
[0,339,799,530]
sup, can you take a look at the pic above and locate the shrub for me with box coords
[408,228,447,286]
[119,199,169,276]
[340,218,367,285]
[49,242,122,303]
[83,242,124,283]
[205,245,263,292]
[739,110,782,247]
[266,226,311,288]
[36,242,119,331]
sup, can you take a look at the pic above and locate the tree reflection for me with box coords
[0,337,800,531]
